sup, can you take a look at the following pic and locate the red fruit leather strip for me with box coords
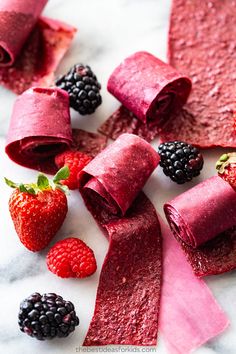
[159,0,236,148]
[0,0,47,66]
[82,192,162,346]
[99,51,191,141]
[0,16,76,94]
[72,129,107,159]
[164,176,236,276]
[79,134,159,215]
[159,222,229,354]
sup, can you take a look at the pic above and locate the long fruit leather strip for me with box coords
[160,0,236,148]
[159,222,229,354]
[99,51,191,142]
[79,133,159,215]
[80,137,228,349]
[164,176,236,276]
[0,0,76,94]
[80,135,161,345]
[5,87,107,174]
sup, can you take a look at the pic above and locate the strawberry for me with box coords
[5,167,70,252]
[216,152,236,190]
[55,150,92,190]
[46,237,97,278]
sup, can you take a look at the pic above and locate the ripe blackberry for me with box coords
[158,141,204,184]
[18,292,79,340]
[56,64,102,115]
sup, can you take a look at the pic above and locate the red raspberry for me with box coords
[55,150,92,190]
[47,237,97,278]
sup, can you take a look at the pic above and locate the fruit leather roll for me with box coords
[0,0,47,66]
[79,133,159,216]
[107,51,191,125]
[164,176,236,276]
[5,87,72,170]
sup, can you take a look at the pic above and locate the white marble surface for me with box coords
[0,1,236,353]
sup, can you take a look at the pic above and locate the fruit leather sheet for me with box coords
[164,176,236,276]
[80,137,228,349]
[160,0,236,148]
[79,133,159,215]
[99,51,191,142]
[160,222,228,354]
[0,0,76,93]
[5,87,107,174]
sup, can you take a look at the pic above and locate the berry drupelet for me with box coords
[18,292,79,340]
[158,141,204,184]
[56,64,102,115]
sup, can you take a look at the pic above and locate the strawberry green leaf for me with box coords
[53,166,70,184]
[56,184,69,194]
[37,174,50,190]
[4,177,18,189]
[19,184,28,193]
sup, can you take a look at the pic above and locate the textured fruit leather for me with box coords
[0,0,76,93]
[80,134,160,215]
[160,0,236,147]
[80,136,228,349]
[5,87,107,174]
[164,176,236,277]
[99,51,191,142]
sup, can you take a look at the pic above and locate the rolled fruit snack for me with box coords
[79,134,162,345]
[99,51,191,142]
[5,87,107,174]
[0,0,76,93]
[164,176,236,276]
[79,133,159,215]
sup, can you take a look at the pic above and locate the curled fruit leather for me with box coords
[164,176,236,276]
[80,134,160,215]
[99,51,191,142]
[0,0,76,93]
[80,135,228,349]
[160,0,236,147]
[5,87,107,174]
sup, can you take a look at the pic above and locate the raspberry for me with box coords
[47,237,97,278]
[55,150,92,190]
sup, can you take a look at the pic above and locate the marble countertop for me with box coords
[0,1,236,353]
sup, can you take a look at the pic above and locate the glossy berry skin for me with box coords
[56,64,102,115]
[9,189,68,252]
[55,150,92,190]
[47,237,97,278]
[158,141,204,184]
[18,292,79,340]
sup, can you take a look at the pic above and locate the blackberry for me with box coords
[158,141,204,184]
[18,292,79,340]
[56,64,102,115]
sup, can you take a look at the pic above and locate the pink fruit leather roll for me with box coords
[5,87,72,170]
[164,176,236,248]
[79,133,159,215]
[0,0,47,66]
[107,51,191,125]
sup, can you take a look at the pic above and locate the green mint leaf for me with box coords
[37,174,50,190]
[4,178,18,189]
[53,166,70,183]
